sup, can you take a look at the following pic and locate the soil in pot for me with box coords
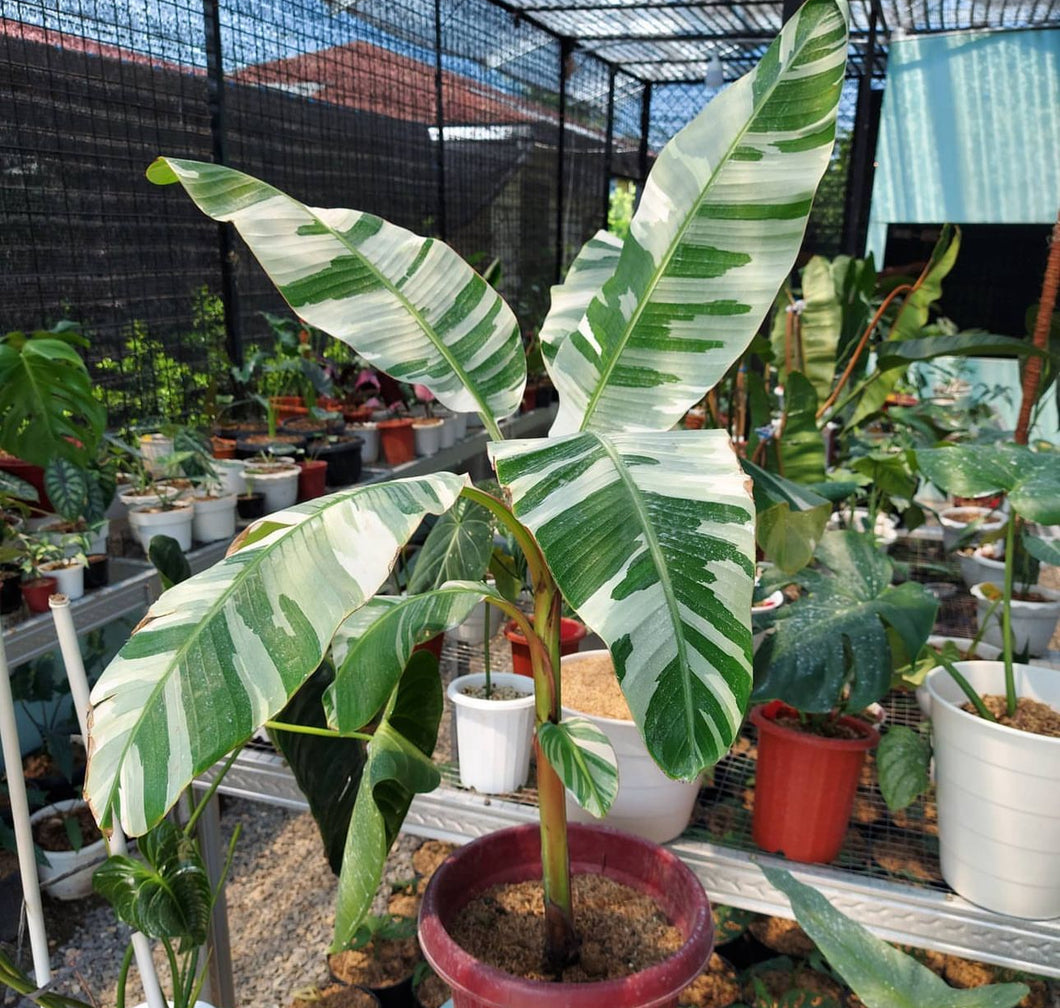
[292,984,381,1008]
[328,925,423,1007]
[448,873,683,983]
[235,433,306,458]
[967,695,1060,736]
[31,802,102,852]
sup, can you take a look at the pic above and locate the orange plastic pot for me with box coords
[211,437,236,459]
[377,418,416,465]
[297,459,328,501]
[504,617,587,677]
[419,823,713,1008]
[749,701,878,864]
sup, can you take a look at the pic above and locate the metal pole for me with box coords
[637,81,652,197]
[842,3,881,256]
[49,597,168,1008]
[0,634,50,983]
[433,0,448,241]
[555,38,573,282]
[602,67,616,230]
[202,0,243,368]
[195,786,236,1008]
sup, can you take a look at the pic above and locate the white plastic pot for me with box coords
[827,508,898,550]
[450,413,469,440]
[243,464,299,513]
[971,582,1060,657]
[139,433,174,477]
[448,599,504,645]
[915,636,1001,717]
[191,492,237,544]
[211,458,246,496]
[348,423,379,464]
[559,650,700,844]
[437,411,458,449]
[925,660,1060,918]
[412,418,445,457]
[939,505,1005,552]
[39,558,86,601]
[29,800,107,901]
[119,483,182,512]
[447,672,535,794]
[957,546,1005,590]
[128,500,194,553]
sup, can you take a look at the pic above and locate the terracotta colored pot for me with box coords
[21,576,58,614]
[377,418,416,466]
[749,701,878,864]
[419,823,713,1008]
[298,459,329,501]
[211,436,237,459]
[504,617,587,677]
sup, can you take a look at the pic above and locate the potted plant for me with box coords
[748,530,937,863]
[241,452,300,512]
[910,439,1060,918]
[86,3,848,1000]
[28,797,106,901]
[17,534,67,612]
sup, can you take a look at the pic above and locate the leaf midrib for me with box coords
[579,5,839,432]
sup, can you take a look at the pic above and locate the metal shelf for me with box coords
[203,743,1060,978]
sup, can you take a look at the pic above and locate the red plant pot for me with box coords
[749,701,879,864]
[419,823,713,1008]
[297,459,329,501]
[504,618,587,677]
[20,577,58,614]
[0,456,52,515]
[377,419,416,466]
[413,633,444,661]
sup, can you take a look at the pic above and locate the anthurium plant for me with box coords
[85,0,849,971]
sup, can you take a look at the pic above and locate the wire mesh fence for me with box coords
[1,0,860,428]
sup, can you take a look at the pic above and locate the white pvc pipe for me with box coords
[49,596,167,1008]
[0,629,51,983]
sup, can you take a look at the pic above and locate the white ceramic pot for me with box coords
[139,433,174,477]
[243,464,299,513]
[128,500,194,553]
[29,800,107,900]
[447,599,504,645]
[211,458,246,496]
[39,558,86,601]
[348,423,379,464]
[447,672,535,794]
[412,418,445,457]
[191,492,237,544]
[925,660,1060,918]
[915,635,1001,716]
[939,505,1005,553]
[559,650,700,844]
[971,582,1060,657]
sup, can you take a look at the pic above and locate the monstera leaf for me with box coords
[548,0,848,437]
[752,530,937,712]
[146,159,525,428]
[86,474,466,835]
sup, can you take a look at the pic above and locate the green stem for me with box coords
[115,943,135,1008]
[183,748,240,834]
[1002,515,1017,716]
[938,653,997,722]
[263,720,372,741]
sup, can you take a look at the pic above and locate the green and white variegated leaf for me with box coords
[146,158,524,425]
[333,650,442,950]
[490,429,755,779]
[328,582,494,732]
[538,717,618,818]
[86,474,467,836]
[538,230,623,374]
[548,0,849,436]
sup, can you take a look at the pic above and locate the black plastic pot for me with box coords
[312,435,363,487]
[237,492,267,520]
[0,569,21,615]
[84,554,110,591]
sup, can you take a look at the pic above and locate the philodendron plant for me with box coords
[86,0,849,972]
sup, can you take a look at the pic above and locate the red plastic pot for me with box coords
[377,418,416,466]
[413,633,444,661]
[297,459,329,501]
[418,823,713,1008]
[504,617,587,677]
[749,701,879,864]
[20,577,58,614]
[0,456,52,515]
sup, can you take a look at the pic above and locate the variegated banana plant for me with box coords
[86,0,849,970]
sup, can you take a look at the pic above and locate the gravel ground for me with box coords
[11,800,425,1008]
